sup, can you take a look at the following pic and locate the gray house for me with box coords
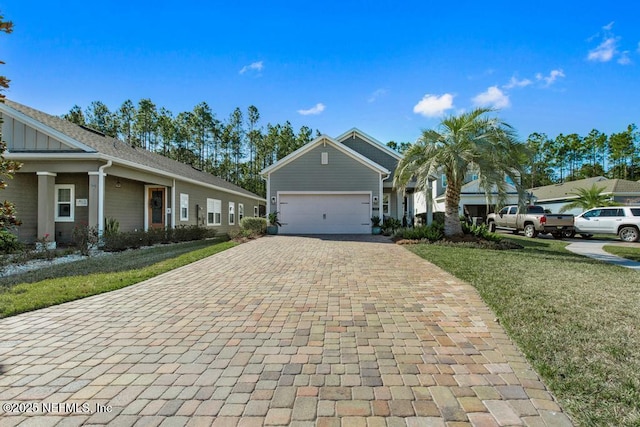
[0,100,265,246]
[260,129,411,234]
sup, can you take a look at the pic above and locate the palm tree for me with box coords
[559,184,620,213]
[394,108,527,237]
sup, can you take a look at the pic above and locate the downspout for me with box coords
[98,160,113,236]
[171,179,176,228]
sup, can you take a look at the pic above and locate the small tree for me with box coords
[559,184,620,213]
[0,13,23,232]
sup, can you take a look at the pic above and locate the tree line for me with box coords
[63,100,320,196]
[524,125,639,187]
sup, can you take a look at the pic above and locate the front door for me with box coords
[148,187,166,229]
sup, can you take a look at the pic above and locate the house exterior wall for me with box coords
[173,181,264,235]
[339,135,399,184]
[104,175,145,232]
[268,143,382,218]
[2,173,38,243]
[1,116,72,151]
[54,173,90,244]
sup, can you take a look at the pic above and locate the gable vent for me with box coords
[321,152,328,165]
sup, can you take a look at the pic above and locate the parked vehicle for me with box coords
[486,205,575,238]
[572,206,640,242]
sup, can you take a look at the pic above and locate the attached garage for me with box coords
[279,193,371,234]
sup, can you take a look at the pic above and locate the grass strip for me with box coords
[407,236,640,426]
[604,245,640,262]
[0,240,236,318]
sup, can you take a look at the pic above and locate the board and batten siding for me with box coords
[1,115,76,151]
[269,144,381,200]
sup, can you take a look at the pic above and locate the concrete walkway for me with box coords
[565,240,640,270]
[0,236,572,426]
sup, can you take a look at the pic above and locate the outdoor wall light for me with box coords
[115,179,122,188]
[271,196,276,204]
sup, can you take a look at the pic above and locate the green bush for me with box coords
[462,222,501,242]
[395,223,444,242]
[72,224,99,256]
[383,217,402,234]
[102,226,215,252]
[240,217,267,234]
[104,217,120,236]
[432,212,445,225]
[0,230,21,253]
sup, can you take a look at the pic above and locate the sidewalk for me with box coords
[565,240,640,270]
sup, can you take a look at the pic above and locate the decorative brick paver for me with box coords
[0,235,572,426]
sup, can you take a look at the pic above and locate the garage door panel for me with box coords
[279,194,370,234]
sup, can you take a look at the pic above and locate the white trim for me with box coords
[382,193,390,217]
[0,102,97,152]
[54,184,75,222]
[171,180,176,228]
[180,193,189,221]
[334,127,403,160]
[207,198,222,226]
[260,135,390,177]
[36,171,58,177]
[144,185,168,230]
[229,201,235,225]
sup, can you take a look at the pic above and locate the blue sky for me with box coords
[1,1,639,144]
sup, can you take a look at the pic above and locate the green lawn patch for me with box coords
[407,236,640,426]
[604,245,640,262]
[0,239,236,318]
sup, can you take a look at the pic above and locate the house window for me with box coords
[254,206,259,217]
[180,193,189,221]
[207,198,221,225]
[321,152,329,165]
[441,174,447,187]
[55,184,74,222]
[505,176,515,186]
[471,174,479,181]
[229,202,235,225]
[238,203,244,221]
[382,194,390,216]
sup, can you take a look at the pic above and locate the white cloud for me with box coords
[239,61,264,74]
[472,86,509,109]
[503,76,532,89]
[412,93,454,117]
[536,69,566,86]
[368,88,387,103]
[297,103,325,116]
[603,21,615,31]
[588,37,618,62]
[618,51,631,65]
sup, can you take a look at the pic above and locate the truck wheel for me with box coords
[524,224,538,238]
[552,232,563,239]
[563,230,576,238]
[619,226,640,242]
[488,221,496,232]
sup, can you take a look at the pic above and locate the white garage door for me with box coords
[279,193,371,234]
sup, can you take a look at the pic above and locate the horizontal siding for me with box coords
[104,176,145,232]
[54,173,90,244]
[270,144,380,199]
[340,135,398,179]
[174,181,265,236]
[2,173,38,243]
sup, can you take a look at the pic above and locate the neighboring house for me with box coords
[414,173,519,225]
[260,129,413,234]
[530,176,640,214]
[0,100,265,246]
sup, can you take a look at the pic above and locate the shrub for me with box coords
[0,230,21,253]
[102,225,214,252]
[104,217,120,236]
[72,224,99,256]
[383,218,402,234]
[395,223,444,242]
[461,222,501,242]
[432,212,445,225]
[240,217,267,234]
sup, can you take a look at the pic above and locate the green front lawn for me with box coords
[0,239,236,318]
[407,236,640,426]
[604,245,640,262]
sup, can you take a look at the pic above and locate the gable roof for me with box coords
[260,134,391,176]
[335,128,402,161]
[1,100,264,201]
[530,176,640,202]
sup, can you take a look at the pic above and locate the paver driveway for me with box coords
[0,235,572,426]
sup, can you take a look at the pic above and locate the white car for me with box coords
[573,206,640,242]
